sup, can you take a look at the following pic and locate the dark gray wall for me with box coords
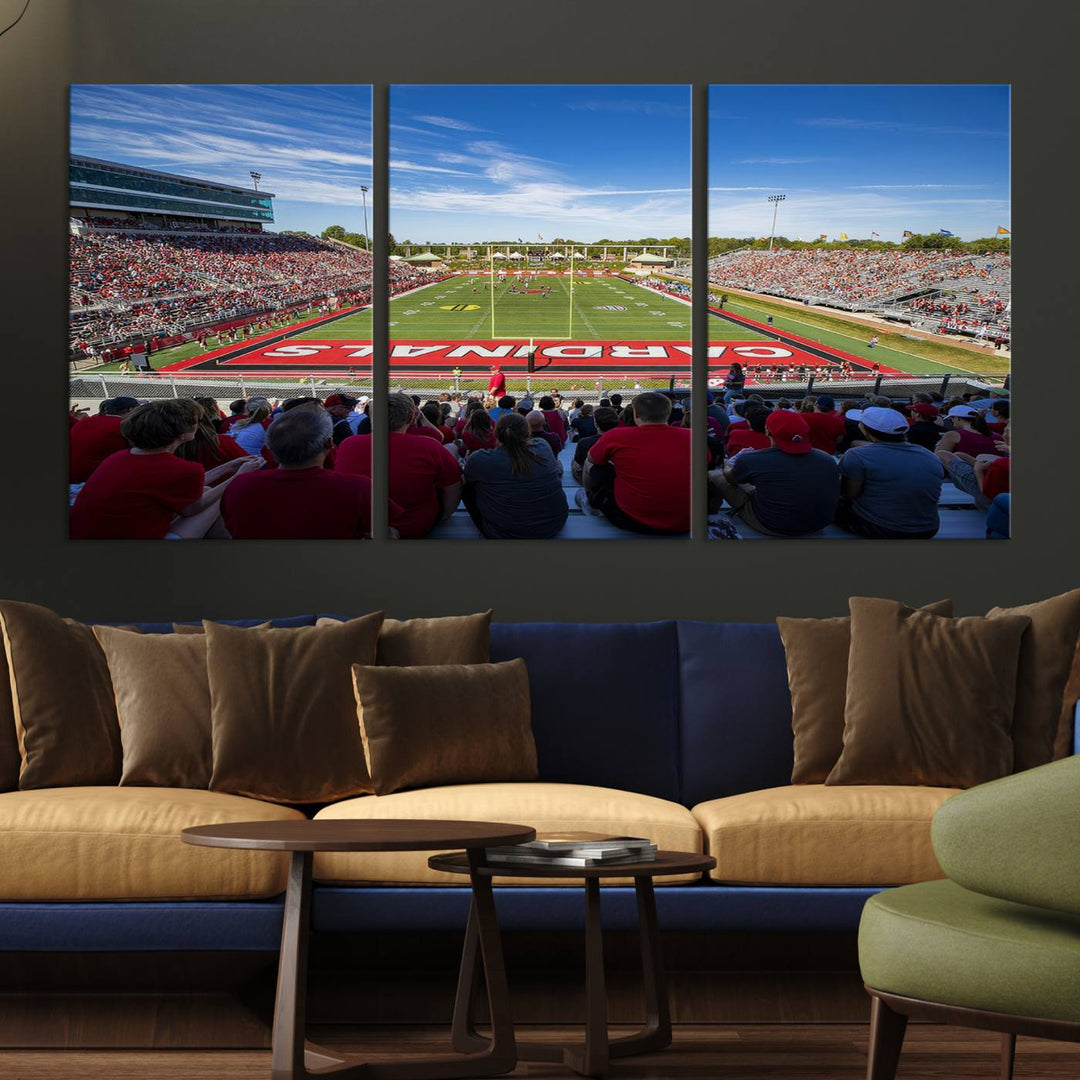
[0,0,1071,622]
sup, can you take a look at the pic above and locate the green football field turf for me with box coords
[82,273,1007,383]
[294,273,691,342]
[716,297,1005,378]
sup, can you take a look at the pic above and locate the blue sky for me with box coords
[390,85,691,243]
[709,85,1010,242]
[70,85,374,235]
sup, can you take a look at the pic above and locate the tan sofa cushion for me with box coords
[0,787,305,900]
[693,784,959,886]
[313,782,702,886]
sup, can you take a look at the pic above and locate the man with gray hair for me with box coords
[221,405,374,539]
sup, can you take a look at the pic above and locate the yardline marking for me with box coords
[560,273,602,339]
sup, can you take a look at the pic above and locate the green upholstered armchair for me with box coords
[859,754,1080,1080]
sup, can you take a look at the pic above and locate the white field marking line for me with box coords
[719,297,987,377]
[390,278,451,303]
[564,274,601,338]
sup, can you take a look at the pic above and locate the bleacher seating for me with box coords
[68,227,432,351]
[706,248,1011,333]
[427,439,988,541]
[428,442,667,540]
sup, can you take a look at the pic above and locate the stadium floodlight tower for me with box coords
[361,185,369,251]
[249,171,262,191]
[767,194,786,252]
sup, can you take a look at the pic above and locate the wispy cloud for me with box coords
[392,181,689,233]
[390,85,691,240]
[70,84,376,230]
[734,157,817,166]
[709,188,1009,242]
[848,183,989,190]
[414,114,489,132]
[800,117,1007,137]
[567,98,689,117]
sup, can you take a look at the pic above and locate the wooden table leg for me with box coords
[272,850,515,1080]
[563,877,609,1078]
[272,850,334,1080]
[449,898,487,1054]
[609,876,671,1059]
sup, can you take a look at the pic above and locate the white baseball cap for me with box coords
[856,406,909,435]
[946,404,979,419]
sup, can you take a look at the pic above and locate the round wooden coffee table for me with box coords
[183,819,535,1080]
[429,849,715,1078]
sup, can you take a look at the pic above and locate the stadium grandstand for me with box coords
[67,156,421,362]
[707,247,1011,346]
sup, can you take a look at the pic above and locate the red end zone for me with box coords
[168,339,870,377]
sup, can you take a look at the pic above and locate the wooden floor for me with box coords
[3,1024,1080,1079]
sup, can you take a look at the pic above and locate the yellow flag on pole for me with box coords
[996,226,1011,235]
[840,233,849,240]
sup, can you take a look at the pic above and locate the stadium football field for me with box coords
[144,271,1007,386]
[295,273,691,341]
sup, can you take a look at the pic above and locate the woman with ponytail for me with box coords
[463,411,568,538]
[461,407,497,455]
[935,405,1002,460]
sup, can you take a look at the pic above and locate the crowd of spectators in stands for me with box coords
[72,215,265,235]
[68,225,431,352]
[68,383,695,540]
[906,290,1011,341]
[706,387,1011,539]
[68,378,1010,541]
[707,248,1011,308]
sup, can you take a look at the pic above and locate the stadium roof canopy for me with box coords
[403,251,442,263]
[70,156,275,226]
[628,252,671,265]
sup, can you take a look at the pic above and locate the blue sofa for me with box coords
[2,615,1071,955]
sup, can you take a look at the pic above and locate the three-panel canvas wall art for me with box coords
[68,84,1011,541]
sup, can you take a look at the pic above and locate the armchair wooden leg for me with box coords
[1001,1032,1017,1080]
[867,995,908,1080]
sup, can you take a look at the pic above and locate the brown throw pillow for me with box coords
[1058,642,1080,760]
[987,590,1080,771]
[0,646,19,792]
[317,611,492,666]
[0,600,121,788]
[827,598,1030,788]
[92,626,213,788]
[778,599,954,784]
[352,659,536,795]
[172,621,271,634]
[207,613,384,803]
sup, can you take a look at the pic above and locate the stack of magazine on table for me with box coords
[484,832,657,868]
